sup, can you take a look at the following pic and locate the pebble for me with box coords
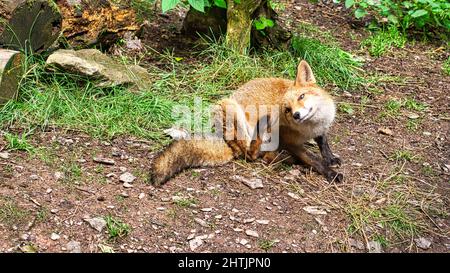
[245,230,259,238]
[93,157,115,165]
[51,233,61,240]
[138,193,145,199]
[120,172,136,183]
[414,237,432,250]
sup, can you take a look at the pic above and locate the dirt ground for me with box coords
[0,0,448,253]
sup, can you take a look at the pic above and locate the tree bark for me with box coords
[225,0,262,54]
[55,0,142,50]
[182,1,291,53]
[0,49,23,104]
[0,0,62,52]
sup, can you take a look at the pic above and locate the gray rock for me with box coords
[84,217,107,232]
[50,233,60,241]
[93,157,115,165]
[29,174,40,180]
[189,236,204,251]
[414,237,432,250]
[245,230,259,238]
[0,152,10,159]
[232,175,263,189]
[66,241,82,253]
[367,241,383,253]
[119,172,136,183]
[46,49,151,89]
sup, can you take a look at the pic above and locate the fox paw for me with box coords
[325,156,342,167]
[326,171,344,183]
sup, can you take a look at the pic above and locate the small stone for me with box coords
[414,237,432,250]
[120,172,136,183]
[288,192,301,200]
[239,239,249,245]
[84,217,107,232]
[256,220,269,225]
[194,218,209,228]
[120,192,129,198]
[215,215,222,219]
[20,233,30,240]
[138,193,145,199]
[243,218,255,224]
[106,173,116,178]
[93,157,115,165]
[189,236,204,251]
[289,169,301,176]
[156,207,165,211]
[51,233,61,240]
[201,208,213,212]
[187,234,195,240]
[233,228,243,232]
[303,206,327,215]
[378,127,393,136]
[50,209,59,214]
[77,159,87,163]
[54,172,65,181]
[245,230,259,238]
[123,182,133,188]
[349,238,365,250]
[232,175,263,189]
[367,241,383,253]
[119,167,127,172]
[161,197,171,202]
[423,132,432,136]
[46,188,53,194]
[406,112,420,119]
[29,174,39,180]
[0,152,10,159]
[66,241,82,253]
[107,205,115,209]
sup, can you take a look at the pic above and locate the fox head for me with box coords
[281,60,336,127]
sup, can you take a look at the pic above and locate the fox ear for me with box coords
[295,60,316,86]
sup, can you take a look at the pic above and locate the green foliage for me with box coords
[361,26,407,57]
[443,56,450,75]
[161,0,226,13]
[105,216,131,239]
[291,36,365,90]
[253,16,275,31]
[4,132,35,153]
[338,0,450,36]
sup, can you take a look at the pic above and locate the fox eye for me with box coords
[284,107,291,113]
[299,94,305,100]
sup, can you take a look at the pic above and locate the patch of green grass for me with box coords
[36,207,48,223]
[373,234,389,248]
[4,132,35,153]
[35,147,57,166]
[422,164,435,177]
[105,216,131,240]
[443,56,450,75]
[391,150,415,162]
[174,197,198,208]
[361,26,407,57]
[291,35,364,90]
[0,198,30,226]
[60,162,82,184]
[403,98,427,112]
[338,102,355,115]
[258,239,276,251]
[406,118,421,131]
[380,97,427,120]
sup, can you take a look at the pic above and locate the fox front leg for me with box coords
[291,147,343,183]
[314,134,342,167]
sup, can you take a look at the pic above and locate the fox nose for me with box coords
[293,111,301,120]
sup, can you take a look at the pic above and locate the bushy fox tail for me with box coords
[150,139,234,186]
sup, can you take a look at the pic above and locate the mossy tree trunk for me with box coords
[0,0,62,52]
[225,0,262,54]
[182,0,291,54]
[0,49,23,104]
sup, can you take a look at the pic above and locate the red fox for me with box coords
[150,60,343,185]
